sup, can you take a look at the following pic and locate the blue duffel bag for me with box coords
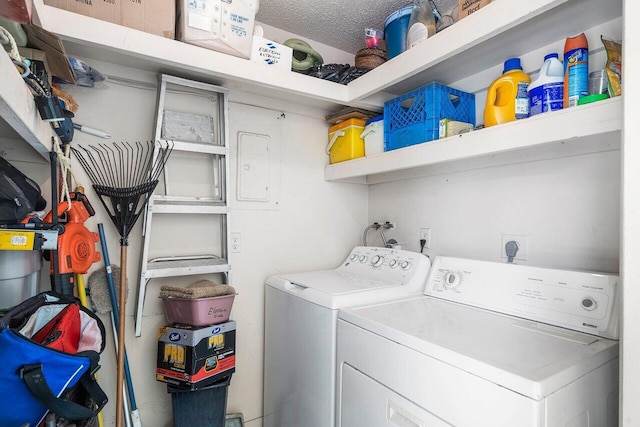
[0,292,108,427]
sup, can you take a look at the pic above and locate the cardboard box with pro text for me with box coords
[156,321,236,390]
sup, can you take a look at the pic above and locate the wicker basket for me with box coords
[355,48,387,69]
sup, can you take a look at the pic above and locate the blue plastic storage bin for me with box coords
[384,6,412,59]
[384,82,476,151]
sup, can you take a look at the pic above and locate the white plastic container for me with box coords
[360,116,384,156]
[528,53,564,116]
[177,0,259,58]
[0,250,42,310]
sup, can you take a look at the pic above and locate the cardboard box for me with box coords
[177,0,257,58]
[43,0,119,23]
[250,36,293,70]
[120,0,175,40]
[43,0,175,39]
[156,321,236,390]
[22,24,77,83]
[439,119,473,138]
[458,0,492,20]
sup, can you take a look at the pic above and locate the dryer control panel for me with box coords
[426,257,619,340]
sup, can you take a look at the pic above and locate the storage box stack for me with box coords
[157,280,237,426]
[384,82,475,151]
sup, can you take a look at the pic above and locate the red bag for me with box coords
[32,303,81,353]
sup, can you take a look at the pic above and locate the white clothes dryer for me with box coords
[263,246,431,427]
[337,256,620,427]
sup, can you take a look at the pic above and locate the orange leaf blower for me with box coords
[44,190,101,295]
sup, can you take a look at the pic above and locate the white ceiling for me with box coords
[255,0,459,54]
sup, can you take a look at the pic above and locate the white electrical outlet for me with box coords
[501,234,528,261]
[420,228,431,249]
[231,232,241,253]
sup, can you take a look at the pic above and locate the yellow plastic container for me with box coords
[484,58,531,127]
[327,119,366,164]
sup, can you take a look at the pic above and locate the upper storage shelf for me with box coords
[31,0,622,111]
[0,46,53,160]
[325,97,622,184]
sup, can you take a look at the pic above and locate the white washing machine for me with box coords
[263,246,431,427]
[337,256,620,427]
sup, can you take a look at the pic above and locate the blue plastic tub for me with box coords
[384,6,412,59]
[384,82,476,151]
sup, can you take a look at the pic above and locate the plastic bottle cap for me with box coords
[544,53,559,61]
[503,58,522,73]
[577,93,609,105]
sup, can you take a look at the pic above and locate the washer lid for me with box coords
[339,296,619,400]
[267,271,414,309]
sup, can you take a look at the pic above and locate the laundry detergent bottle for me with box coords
[484,58,531,127]
[528,53,564,116]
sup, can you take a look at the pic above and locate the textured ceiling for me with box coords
[256,0,459,54]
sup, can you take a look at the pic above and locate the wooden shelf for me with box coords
[325,97,622,184]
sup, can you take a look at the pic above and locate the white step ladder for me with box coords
[134,74,230,337]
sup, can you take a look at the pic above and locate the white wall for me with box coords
[368,149,620,273]
[16,59,368,426]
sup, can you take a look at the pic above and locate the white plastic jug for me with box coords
[528,53,564,116]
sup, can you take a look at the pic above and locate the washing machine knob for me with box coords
[371,255,384,267]
[389,259,399,268]
[359,255,368,263]
[350,254,358,262]
[581,297,597,311]
[443,272,462,289]
[400,260,411,270]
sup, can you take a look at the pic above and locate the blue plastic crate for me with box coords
[384,82,475,151]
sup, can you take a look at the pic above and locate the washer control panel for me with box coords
[426,257,620,339]
[341,246,431,293]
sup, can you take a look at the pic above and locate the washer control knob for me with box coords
[400,261,411,270]
[443,272,462,289]
[581,297,597,311]
[350,254,358,262]
[371,255,384,267]
[359,255,368,263]
[389,259,399,268]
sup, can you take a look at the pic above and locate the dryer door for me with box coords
[340,364,452,427]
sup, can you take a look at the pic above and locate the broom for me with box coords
[71,141,171,427]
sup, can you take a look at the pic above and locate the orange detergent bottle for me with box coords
[484,58,531,127]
